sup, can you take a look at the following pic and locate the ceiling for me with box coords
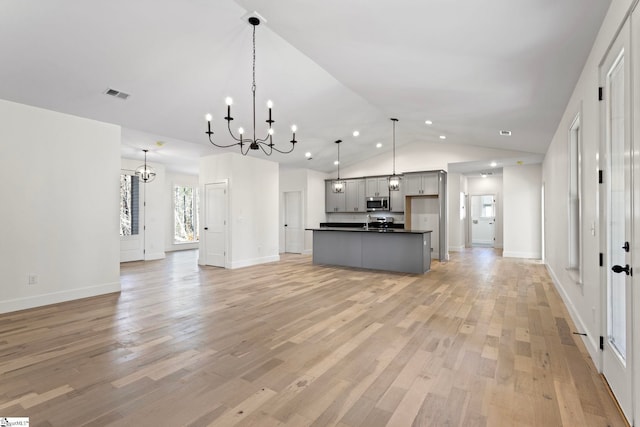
[0,0,611,175]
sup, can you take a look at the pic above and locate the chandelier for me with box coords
[388,118,400,191]
[205,16,298,156]
[135,149,156,183]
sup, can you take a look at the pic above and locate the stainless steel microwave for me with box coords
[366,197,389,211]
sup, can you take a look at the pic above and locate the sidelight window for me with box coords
[120,173,139,236]
[568,113,582,275]
[174,185,199,243]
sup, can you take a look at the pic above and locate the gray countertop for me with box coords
[307,227,432,234]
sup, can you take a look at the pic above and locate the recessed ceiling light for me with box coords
[500,130,512,136]
[490,161,497,167]
[376,143,382,148]
[353,131,360,137]
[305,152,311,158]
[334,160,339,165]
[425,120,433,125]
[481,174,487,178]
[439,135,446,140]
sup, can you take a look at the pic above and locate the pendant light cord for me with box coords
[252,23,257,143]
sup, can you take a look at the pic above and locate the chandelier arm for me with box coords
[256,135,272,144]
[208,133,241,148]
[226,120,245,143]
[240,140,252,156]
[257,142,273,156]
[269,142,296,154]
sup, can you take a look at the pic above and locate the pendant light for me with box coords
[388,118,400,191]
[205,16,298,156]
[135,149,156,183]
[332,140,344,193]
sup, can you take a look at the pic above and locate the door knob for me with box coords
[612,264,631,275]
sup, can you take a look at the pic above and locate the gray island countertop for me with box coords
[308,227,432,274]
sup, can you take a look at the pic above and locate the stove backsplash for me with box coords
[326,212,405,224]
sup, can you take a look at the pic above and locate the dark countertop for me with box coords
[320,222,405,229]
[307,227,432,234]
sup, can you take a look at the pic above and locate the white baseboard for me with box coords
[230,255,280,269]
[302,249,312,255]
[503,251,541,259]
[145,252,166,261]
[0,281,121,315]
[449,245,465,252]
[545,264,601,369]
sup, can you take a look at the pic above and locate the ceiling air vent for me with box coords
[104,88,130,100]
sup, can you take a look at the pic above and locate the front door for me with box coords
[601,19,633,422]
[204,182,227,268]
[470,194,495,247]
[284,191,303,253]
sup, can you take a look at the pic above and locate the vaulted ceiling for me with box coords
[0,0,611,174]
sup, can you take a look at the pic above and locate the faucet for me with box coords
[364,214,371,230]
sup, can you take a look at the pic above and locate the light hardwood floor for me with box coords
[0,249,628,426]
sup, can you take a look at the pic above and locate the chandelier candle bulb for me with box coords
[239,127,244,135]
[206,114,212,134]
[225,97,233,120]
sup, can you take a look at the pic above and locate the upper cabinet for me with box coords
[325,179,365,212]
[325,180,346,212]
[389,182,404,212]
[404,172,439,196]
[345,179,366,212]
[365,177,389,198]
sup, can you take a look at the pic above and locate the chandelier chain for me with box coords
[252,23,256,93]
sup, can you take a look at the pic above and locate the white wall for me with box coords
[200,153,279,268]
[165,172,199,252]
[121,157,166,260]
[503,165,541,259]
[467,175,504,249]
[447,173,466,251]
[0,99,121,314]
[543,0,633,366]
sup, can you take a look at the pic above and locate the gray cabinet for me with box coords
[345,179,366,212]
[325,180,346,212]
[365,177,389,198]
[404,172,439,195]
[389,181,405,212]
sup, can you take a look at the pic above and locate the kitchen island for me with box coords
[308,227,432,274]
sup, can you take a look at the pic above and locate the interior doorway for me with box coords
[284,191,303,254]
[204,182,228,268]
[470,194,495,247]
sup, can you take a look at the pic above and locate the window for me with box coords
[568,113,581,274]
[120,174,139,236]
[174,185,199,243]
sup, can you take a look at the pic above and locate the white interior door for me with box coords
[284,191,303,254]
[120,172,144,262]
[601,19,633,423]
[470,194,495,247]
[204,182,227,268]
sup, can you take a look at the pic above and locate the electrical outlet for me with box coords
[28,274,38,285]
